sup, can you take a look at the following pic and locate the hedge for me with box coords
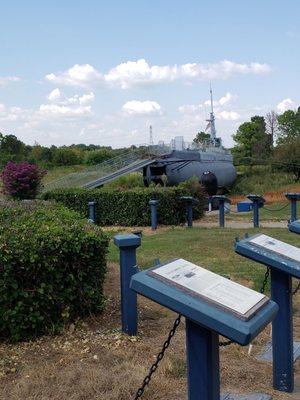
[42,186,207,226]
[0,200,109,341]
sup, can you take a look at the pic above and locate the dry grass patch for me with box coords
[0,259,299,399]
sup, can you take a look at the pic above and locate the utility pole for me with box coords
[149,125,154,145]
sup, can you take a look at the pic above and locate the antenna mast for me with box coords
[149,125,154,145]
[208,83,216,142]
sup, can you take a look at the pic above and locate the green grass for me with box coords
[108,226,300,293]
[231,166,295,195]
[222,202,292,222]
[43,165,87,184]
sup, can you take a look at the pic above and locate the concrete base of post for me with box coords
[257,341,300,363]
[222,394,271,400]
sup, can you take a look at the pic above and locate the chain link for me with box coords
[219,339,234,346]
[260,267,270,294]
[263,203,290,212]
[293,280,300,296]
[133,315,181,399]
[133,266,276,398]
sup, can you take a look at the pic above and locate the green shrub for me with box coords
[53,148,83,166]
[84,149,113,165]
[106,172,145,189]
[0,201,109,342]
[42,186,207,226]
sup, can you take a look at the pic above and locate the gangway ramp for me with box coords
[43,146,159,192]
[83,158,154,189]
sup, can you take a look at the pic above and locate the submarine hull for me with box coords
[143,149,237,194]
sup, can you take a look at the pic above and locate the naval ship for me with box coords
[143,89,237,195]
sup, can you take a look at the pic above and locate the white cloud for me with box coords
[0,76,21,86]
[47,88,95,105]
[204,92,236,107]
[38,104,93,118]
[216,110,240,121]
[122,100,162,115]
[48,88,62,102]
[178,104,203,114]
[276,98,297,113]
[78,92,95,104]
[105,60,271,89]
[179,92,236,115]
[46,64,102,87]
[46,59,272,89]
[218,92,234,106]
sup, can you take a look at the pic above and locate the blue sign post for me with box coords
[180,196,199,227]
[289,219,300,234]
[131,258,278,400]
[235,234,300,393]
[285,193,300,222]
[212,195,231,228]
[88,201,96,223]
[114,234,141,336]
[149,199,158,230]
[247,194,265,228]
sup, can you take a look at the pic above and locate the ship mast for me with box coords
[208,84,217,142]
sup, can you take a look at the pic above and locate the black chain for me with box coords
[258,268,299,296]
[260,267,270,294]
[293,280,300,296]
[133,314,181,399]
[263,203,290,212]
[219,339,234,346]
[133,267,275,398]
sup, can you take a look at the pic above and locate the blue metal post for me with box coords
[291,200,297,223]
[88,201,96,223]
[149,200,158,230]
[285,193,300,222]
[219,199,225,228]
[253,201,260,228]
[114,234,141,336]
[212,196,230,228]
[271,269,294,392]
[186,319,220,400]
[180,196,198,228]
[187,203,193,227]
[247,195,265,228]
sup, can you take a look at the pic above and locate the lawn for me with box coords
[0,225,299,399]
[108,226,300,292]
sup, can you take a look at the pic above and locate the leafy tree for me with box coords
[277,107,300,143]
[53,148,83,166]
[193,131,211,145]
[0,133,26,165]
[29,143,56,165]
[84,149,113,165]
[232,116,271,163]
[272,138,300,181]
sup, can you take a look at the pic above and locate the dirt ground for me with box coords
[0,262,299,400]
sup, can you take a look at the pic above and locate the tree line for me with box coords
[194,107,300,180]
[1,106,300,179]
[0,134,132,168]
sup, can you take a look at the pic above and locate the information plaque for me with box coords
[249,234,300,263]
[148,258,268,321]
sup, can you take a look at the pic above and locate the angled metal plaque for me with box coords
[149,259,268,321]
[249,234,300,262]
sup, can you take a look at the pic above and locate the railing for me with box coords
[43,145,160,192]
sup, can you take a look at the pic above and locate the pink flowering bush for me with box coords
[1,161,47,199]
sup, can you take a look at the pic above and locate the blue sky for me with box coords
[0,1,299,147]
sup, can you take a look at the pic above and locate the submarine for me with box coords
[143,89,237,195]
